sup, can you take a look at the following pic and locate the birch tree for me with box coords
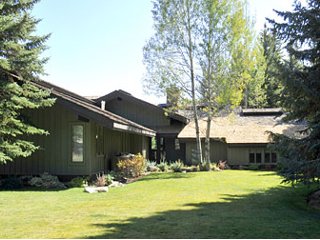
[143,0,203,163]
[144,0,259,167]
[198,0,258,169]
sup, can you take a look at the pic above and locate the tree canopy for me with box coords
[269,0,320,184]
[0,0,55,163]
[143,0,258,165]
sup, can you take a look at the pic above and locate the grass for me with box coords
[0,170,320,238]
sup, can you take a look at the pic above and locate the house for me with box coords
[0,79,306,176]
[0,81,155,177]
[178,108,306,167]
[92,90,189,163]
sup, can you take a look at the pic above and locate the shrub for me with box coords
[67,177,88,188]
[247,165,259,170]
[95,173,106,187]
[170,160,184,172]
[105,173,114,186]
[145,160,159,172]
[183,165,199,172]
[157,161,169,172]
[0,177,23,190]
[199,162,209,171]
[117,153,146,178]
[29,173,66,189]
[211,163,221,171]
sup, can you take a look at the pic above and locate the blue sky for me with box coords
[32,0,294,104]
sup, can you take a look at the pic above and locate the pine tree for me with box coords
[0,0,55,163]
[269,0,320,184]
[261,25,283,108]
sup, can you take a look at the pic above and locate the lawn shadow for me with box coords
[85,185,320,239]
[257,171,279,177]
[137,172,195,182]
[0,186,70,192]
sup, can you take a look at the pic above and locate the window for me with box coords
[264,152,277,163]
[264,153,270,163]
[256,153,262,163]
[271,153,277,163]
[249,153,255,163]
[249,151,262,164]
[175,138,180,150]
[151,137,157,150]
[72,124,84,162]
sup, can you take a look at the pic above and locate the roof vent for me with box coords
[101,100,106,110]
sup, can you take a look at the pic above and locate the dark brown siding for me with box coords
[105,98,170,128]
[0,102,93,176]
[185,140,228,165]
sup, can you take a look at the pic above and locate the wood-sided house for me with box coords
[0,81,155,176]
[178,108,306,168]
[92,90,189,163]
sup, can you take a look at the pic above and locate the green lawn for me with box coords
[0,170,320,238]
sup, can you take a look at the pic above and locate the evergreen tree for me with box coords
[269,0,320,184]
[261,25,283,108]
[243,38,267,108]
[0,0,55,163]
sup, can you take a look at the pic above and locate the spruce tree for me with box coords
[269,0,320,184]
[0,0,55,163]
[261,25,283,108]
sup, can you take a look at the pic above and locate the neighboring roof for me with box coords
[241,108,283,116]
[32,80,156,137]
[178,114,306,144]
[95,90,189,124]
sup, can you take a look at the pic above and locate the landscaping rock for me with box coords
[307,189,320,209]
[84,186,109,193]
[109,181,124,188]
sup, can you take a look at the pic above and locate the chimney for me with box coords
[101,100,106,110]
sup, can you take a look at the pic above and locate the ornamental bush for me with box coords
[170,160,184,172]
[116,153,146,178]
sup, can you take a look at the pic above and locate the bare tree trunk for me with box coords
[186,0,203,164]
[205,114,212,170]
[192,96,203,163]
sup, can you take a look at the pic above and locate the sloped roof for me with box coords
[178,114,306,144]
[32,80,156,137]
[95,90,189,124]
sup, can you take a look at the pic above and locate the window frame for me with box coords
[71,123,85,163]
[174,138,180,150]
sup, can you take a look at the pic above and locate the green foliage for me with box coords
[29,173,66,189]
[0,0,55,163]
[116,153,146,178]
[157,161,169,172]
[67,177,88,188]
[104,173,114,186]
[0,176,23,190]
[269,0,320,184]
[247,165,260,171]
[145,160,159,172]
[261,25,283,107]
[170,160,184,172]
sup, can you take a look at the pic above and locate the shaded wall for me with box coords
[184,140,228,165]
[0,102,151,176]
[0,102,92,176]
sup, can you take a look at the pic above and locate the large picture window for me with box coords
[72,124,84,162]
